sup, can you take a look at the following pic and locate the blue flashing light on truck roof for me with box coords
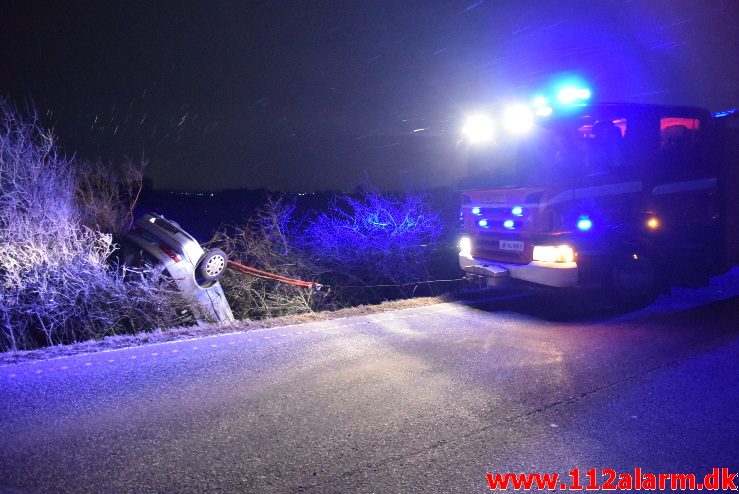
[462,113,496,143]
[532,95,549,108]
[557,86,591,105]
[504,105,535,134]
[713,108,736,118]
[462,79,593,143]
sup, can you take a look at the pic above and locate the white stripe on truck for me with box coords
[543,181,642,208]
[652,177,717,195]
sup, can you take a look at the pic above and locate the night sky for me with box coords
[2,0,738,192]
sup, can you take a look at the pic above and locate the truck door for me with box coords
[648,114,722,283]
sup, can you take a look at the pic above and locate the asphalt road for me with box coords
[1,271,739,493]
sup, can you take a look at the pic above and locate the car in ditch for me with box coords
[116,212,235,324]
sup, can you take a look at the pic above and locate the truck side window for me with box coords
[580,118,626,176]
[660,117,701,175]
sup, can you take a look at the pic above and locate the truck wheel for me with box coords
[610,251,659,309]
[197,249,228,282]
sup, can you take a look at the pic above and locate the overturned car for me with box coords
[115,213,235,324]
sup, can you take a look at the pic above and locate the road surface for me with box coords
[1,271,739,493]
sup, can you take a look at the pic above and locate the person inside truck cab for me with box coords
[587,120,623,175]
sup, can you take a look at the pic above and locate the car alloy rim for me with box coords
[204,255,226,277]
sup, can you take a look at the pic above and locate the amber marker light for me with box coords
[646,217,660,230]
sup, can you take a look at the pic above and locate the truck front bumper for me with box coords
[459,255,579,288]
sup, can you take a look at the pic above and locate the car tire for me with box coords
[197,249,228,282]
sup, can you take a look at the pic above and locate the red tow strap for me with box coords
[227,260,321,290]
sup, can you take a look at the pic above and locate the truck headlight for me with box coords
[532,245,575,263]
[459,237,472,259]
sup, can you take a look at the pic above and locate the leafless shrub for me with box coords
[301,187,443,302]
[0,100,188,351]
[75,158,145,233]
[210,198,332,320]
[211,188,444,317]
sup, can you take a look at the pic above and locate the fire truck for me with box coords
[458,102,738,306]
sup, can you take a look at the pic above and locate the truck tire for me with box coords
[610,250,660,309]
[197,249,228,283]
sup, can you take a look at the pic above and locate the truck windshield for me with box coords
[460,116,627,189]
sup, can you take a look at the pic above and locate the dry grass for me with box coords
[0,295,457,366]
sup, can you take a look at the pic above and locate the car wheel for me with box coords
[197,249,228,282]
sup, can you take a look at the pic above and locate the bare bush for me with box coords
[0,101,188,351]
[75,158,145,233]
[211,188,444,317]
[211,198,332,320]
[301,188,443,302]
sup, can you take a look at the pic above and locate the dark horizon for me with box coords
[2,0,738,192]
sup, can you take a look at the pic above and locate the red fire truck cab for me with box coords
[458,103,738,306]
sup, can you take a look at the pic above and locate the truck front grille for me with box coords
[471,234,532,264]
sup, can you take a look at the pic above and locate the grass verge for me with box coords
[0,295,461,366]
